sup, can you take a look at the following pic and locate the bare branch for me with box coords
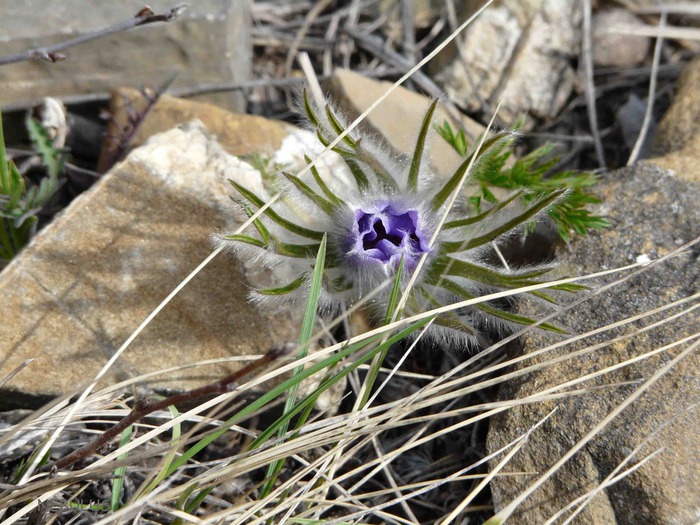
[47,344,292,472]
[0,4,189,67]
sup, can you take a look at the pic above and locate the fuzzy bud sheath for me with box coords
[219,94,581,349]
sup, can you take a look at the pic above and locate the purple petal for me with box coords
[348,201,432,270]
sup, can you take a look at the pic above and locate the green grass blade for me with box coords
[110,424,133,511]
[165,329,390,476]
[357,259,406,409]
[249,315,431,450]
[260,234,327,498]
[408,99,438,192]
[139,404,182,497]
[384,258,404,324]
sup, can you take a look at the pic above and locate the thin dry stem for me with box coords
[0,4,188,66]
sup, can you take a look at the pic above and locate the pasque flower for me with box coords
[220,93,581,348]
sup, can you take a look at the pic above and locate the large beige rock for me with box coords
[323,69,485,178]
[487,161,700,524]
[98,87,290,171]
[0,115,310,409]
[0,1,251,111]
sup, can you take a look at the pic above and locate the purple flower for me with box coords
[346,201,431,272]
[221,93,575,348]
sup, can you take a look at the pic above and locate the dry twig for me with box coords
[0,4,188,66]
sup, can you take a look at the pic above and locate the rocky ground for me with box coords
[0,1,698,524]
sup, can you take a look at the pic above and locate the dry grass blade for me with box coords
[581,0,606,168]
[438,409,557,525]
[627,10,667,165]
[0,359,33,388]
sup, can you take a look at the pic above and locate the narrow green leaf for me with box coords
[444,191,524,230]
[232,198,270,243]
[442,190,564,252]
[419,287,478,335]
[110,425,133,511]
[408,99,439,192]
[229,180,324,240]
[272,239,322,259]
[531,290,558,304]
[384,257,405,324]
[325,105,358,148]
[282,171,335,215]
[435,313,479,334]
[550,282,588,292]
[441,279,566,333]
[304,154,345,206]
[167,314,435,478]
[344,158,370,190]
[139,404,182,498]
[184,488,212,517]
[356,258,406,409]
[431,131,514,212]
[441,258,550,288]
[260,235,327,498]
[223,233,266,249]
[302,89,320,128]
[26,117,63,179]
[250,315,432,450]
[258,274,307,295]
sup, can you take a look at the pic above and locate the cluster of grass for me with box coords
[1,249,694,524]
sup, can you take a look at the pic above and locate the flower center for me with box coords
[354,205,429,265]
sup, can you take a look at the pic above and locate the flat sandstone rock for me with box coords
[487,161,699,524]
[0,118,303,410]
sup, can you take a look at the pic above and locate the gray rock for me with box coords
[435,0,582,126]
[0,1,251,111]
[593,9,651,68]
[616,93,655,158]
[487,162,699,524]
[0,113,342,410]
